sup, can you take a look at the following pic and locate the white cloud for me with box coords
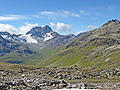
[87,25,97,29]
[0,15,27,21]
[50,22,71,32]
[19,23,38,34]
[40,10,70,18]
[61,11,70,18]
[40,11,55,15]
[0,23,38,34]
[50,22,56,27]
[0,24,18,34]
[80,10,85,14]
[72,13,80,17]
[38,10,80,19]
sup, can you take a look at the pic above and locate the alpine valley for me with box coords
[0,19,120,69]
[0,19,120,90]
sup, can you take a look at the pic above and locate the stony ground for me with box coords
[0,65,120,90]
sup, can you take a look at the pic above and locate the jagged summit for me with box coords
[26,25,52,37]
[102,19,120,27]
[25,25,76,48]
[108,19,120,23]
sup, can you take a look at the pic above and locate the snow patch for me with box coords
[44,32,53,41]
[13,35,25,42]
[1,35,12,40]
[20,34,38,43]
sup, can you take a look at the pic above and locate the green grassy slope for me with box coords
[39,20,120,69]
[0,46,61,65]
[39,38,120,69]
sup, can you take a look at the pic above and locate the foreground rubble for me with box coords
[0,65,120,90]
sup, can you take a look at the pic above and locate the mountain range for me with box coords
[0,19,120,69]
[0,25,76,47]
[0,25,76,64]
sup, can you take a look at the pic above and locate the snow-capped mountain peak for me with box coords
[0,25,76,48]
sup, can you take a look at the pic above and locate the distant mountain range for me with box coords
[0,19,120,69]
[0,25,76,48]
[0,25,77,64]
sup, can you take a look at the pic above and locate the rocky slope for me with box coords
[0,62,120,89]
[39,19,120,69]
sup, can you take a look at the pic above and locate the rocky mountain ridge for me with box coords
[0,25,76,48]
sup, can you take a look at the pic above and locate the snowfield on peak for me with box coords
[20,34,38,43]
[1,34,12,40]
[44,31,53,41]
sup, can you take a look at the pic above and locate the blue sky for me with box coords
[0,0,120,35]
